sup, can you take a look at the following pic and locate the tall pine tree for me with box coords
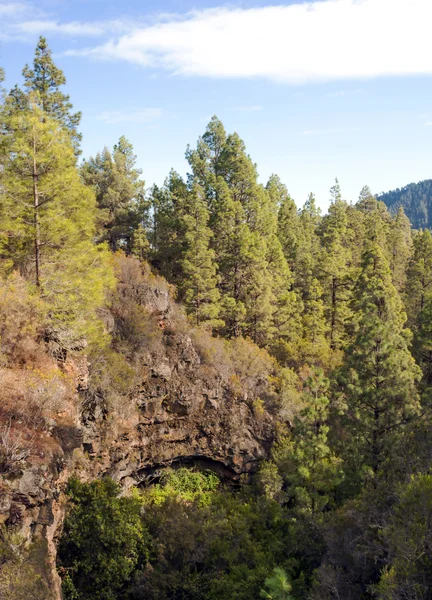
[0,104,114,340]
[81,137,148,253]
[8,36,81,152]
[337,242,421,477]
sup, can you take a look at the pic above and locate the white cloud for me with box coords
[8,18,134,38]
[66,0,432,84]
[0,1,29,17]
[97,108,162,124]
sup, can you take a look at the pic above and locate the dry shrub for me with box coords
[0,273,47,366]
[227,337,276,401]
[112,301,163,356]
[0,366,74,430]
[191,328,232,378]
[110,254,166,356]
[113,252,173,298]
[85,346,138,421]
[0,420,33,472]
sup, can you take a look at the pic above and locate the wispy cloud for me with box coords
[96,108,162,124]
[0,1,134,41]
[424,121,432,127]
[0,1,30,17]
[64,0,432,84]
[6,18,134,39]
[4,0,432,85]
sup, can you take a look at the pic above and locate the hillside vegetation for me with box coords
[1,38,432,600]
[379,179,432,230]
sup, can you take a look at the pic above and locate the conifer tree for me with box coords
[291,195,330,365]
[0,104,114,339]
[8,36,81,151]
[260,568,293,600]
[81,137,148,253]
[337,242,421,477]
[274,369,343,514]
[356,186,391,252]
[405,230,432,384]
[387,207,413,292]
[413,294,432,386]
[185,118,291,345]
[298,278,330,366]
[294,193,321,299]
[270,175,299,271]
[405,229,432,325]
[150,170,188,283]
[318,181,353,351]
[179,184,222,328]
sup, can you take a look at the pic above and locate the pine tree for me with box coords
[318,181,353,351]
[185,118,289,345]
[150,170,188,283]
[272,175,299,271]
[291,195,330,366]
[405,230,432,385]
[179,184,222,328]
[8,36,81,151]
[337,242,421,477]
[387,207,413,292]
[294,193,321,299]
[298,278,330,367]
[356,186,391,252]
[413,294,432,386]
[274,368,343,514]
[0,104,114,339]
[405,229,432,325]
[81,137,148,253]
[260,568,293,600]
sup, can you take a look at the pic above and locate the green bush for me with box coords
[58,478,149,600]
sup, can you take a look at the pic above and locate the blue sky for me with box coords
[2,0,432,211]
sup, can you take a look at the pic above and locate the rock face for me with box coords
[0,260,277,598]
[82,326,274,487]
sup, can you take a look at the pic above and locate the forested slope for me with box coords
[1,38,432,600]
[379,179,432,229]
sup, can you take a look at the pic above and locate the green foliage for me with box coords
[178,184,222,328]
[81,137,148,253]
[272,369,343,514]
[337,242,421,479]
[379,178,432,230]
[0,104,115,342]
[374,474,432,599]
[260,567,294,600]
[143,468,220,506]
[58,478,149,600]
[405,229,432,325]
[7,36,81,151]
[4,43,432,600]
[0,528,52,599]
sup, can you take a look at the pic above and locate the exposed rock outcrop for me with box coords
[0,259,280,597]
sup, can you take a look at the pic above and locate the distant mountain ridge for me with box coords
[378,179,432,229]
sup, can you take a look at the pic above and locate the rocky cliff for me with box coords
[0,257,281,597]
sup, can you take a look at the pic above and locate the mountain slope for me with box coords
[378,179,432,229]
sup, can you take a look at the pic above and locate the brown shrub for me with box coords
[0,273,47,366]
